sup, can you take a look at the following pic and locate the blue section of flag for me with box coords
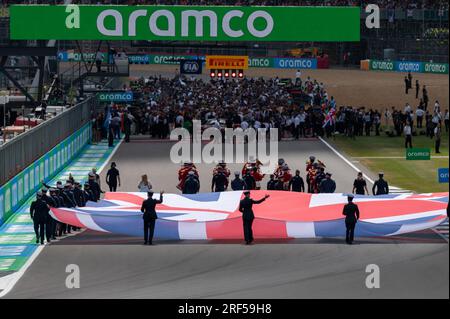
[314,219,402,237]
[181,193,221,202]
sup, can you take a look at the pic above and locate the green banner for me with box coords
[370,60,395,71]
[248,57,274,68]
[424,62,449,74]
[406,148,431,160]
[10,5,360,42]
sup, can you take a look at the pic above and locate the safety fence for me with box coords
[0,122,92,226]
[0,96,97,186]
[58,52,330,70]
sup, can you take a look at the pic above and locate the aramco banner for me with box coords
[9,5,360,41]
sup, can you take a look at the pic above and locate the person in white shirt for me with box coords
[404,103,412,114]
[404,123,412,148]
[295,69,302,85]
[384,108,392,127]
[415,107,425,128]
[434,100,440,113]
[138,174,152,192]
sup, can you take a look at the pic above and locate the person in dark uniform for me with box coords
[72,182,85,207]
[319,173,336,193]
[30,192,50,245]
[231,172,245,191]
[82,182,95,203]
[140,190,164,245]
[267,174,277,190]
[61,183,77,234]
[48,188,62,239]
[243,172,256,190]
[238,191,270,245]
[211,169,228,192]
[342,194,360,244]
[415,79,420,99]
[404,76,409,94]
[124,110,132,143]
[352,172,369,195]
[407,72,413,89]
[372,172,389,195]
[183,171,200,194]
[106,162,121,192]
[55,184,66,236]
[88,172,101,201]
[289,170,305,192]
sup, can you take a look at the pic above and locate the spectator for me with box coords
[138,174,152,192]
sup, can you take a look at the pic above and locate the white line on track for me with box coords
[0,139,123,298]
[319,137,448,242]
[318,137,375,184]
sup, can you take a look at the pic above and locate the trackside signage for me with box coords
[438,168,449,183]
[9,5,360,41]
[98,92,133,102]
[248,57,273,68]
[406,148,431,160]
[424,62,449,74]
[274,58,317,69]
[370,60,395,71]
[395,61,423,73]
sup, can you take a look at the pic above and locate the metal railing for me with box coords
[0,96,97,185]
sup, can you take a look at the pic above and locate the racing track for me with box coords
[4,139,449,298]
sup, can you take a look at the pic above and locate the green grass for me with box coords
[328,133,449,193]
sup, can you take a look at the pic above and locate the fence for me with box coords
[0,122,92,226]
[0,96,97,185]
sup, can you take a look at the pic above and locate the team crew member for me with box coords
[106,162,121,192]
[353,172,369,195]
[141,190,164,245]
[372,172,389,195]
[289,170,305,192]
[342,194,360,245]
[231,172,245,191]
[238,191,270,245]
[30,192,51,245]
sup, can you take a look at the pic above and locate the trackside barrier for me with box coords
[0,97,97,185]
[59,52,322,70]
[0,123,92,226]
[362,59,449,74]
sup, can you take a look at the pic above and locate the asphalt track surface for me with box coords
[5,139,449,298]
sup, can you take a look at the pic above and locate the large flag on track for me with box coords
[50,191,448,240]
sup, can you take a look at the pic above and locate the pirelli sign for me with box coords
[206,55,249,70]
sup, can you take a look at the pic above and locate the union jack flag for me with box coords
[50,191,448,240]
